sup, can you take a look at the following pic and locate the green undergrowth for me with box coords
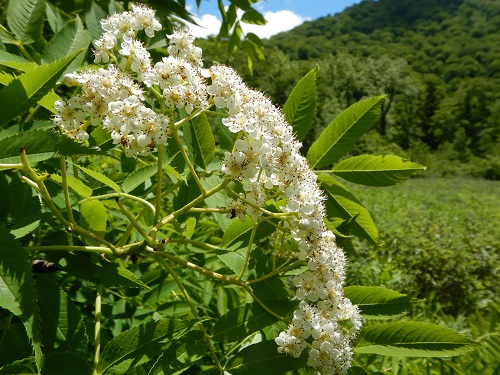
[345,177,500,315]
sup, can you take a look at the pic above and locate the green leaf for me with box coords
[241,9,266,25]
[345,286,415,319]
[228,0,252,11]
[72,164,120,193]
[0,128,103,165]
[225,340,307,375]
[42,17,90,75]
[184,112,215,169]
[0,50,37,71]
[283,66,317,141]
[222,217,254,247]
[307,95,385,169]
[85,1,107,41]
[355,321,481,357]
[212,301,295,343]
[98,318,198,375]
[36,275,88,354]
[49,173,92,198]
[7,0,46,43]
[202,174,233,230]
[0,223,43,371]
[79,200,106,238]
[10,212,53,239]
[147,331,207,375]
[0,352,92,375]
[8,175,41,222]
[182,217,196,239]
[320,174,379,244]
[121,163,157,193]
[0,50,83,126]
[45,2,68,33]
[45,252,149,289]
[332,155,426,186]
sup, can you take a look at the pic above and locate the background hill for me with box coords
[200,0,500,178]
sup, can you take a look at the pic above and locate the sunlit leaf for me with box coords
[0,128,103,165]
[320,174,379,244]
[307,95,385,168]
[332,155,426,186]
[184,112,215,169]
[283,66,317,141]
[355,321,481,357]
[49,173,92,198]
[0,50,84,126]
[72,163,120,193]
[121,163,157,193]
[345,286,416,319]
[42,17,90,76]
[241,9,266,25]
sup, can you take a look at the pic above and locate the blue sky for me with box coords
[186,0,362,38]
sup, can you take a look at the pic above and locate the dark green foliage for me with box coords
[206,0,500,178]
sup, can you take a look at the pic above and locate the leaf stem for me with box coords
[170,120,206,194]
[80,193,156,215]
[116,198,153,242]
[150,178,230,239]
[155,145,163,223]
[60,157,75,225]
[155,256,224,374]
[0,163,23,169]
[27,245,115,256]
[236,222,258,281]
[93,283,103,375]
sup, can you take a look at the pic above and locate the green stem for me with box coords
[115,207,148,248]
[60,157,75,225]
[247,260,304,284]
[237,222,258,281]
[170,123,206,194]
[167,238,221,252]
[146,247,242,285]
[28,245,115,256]
[17,43,34,62]
[0,163,23,169]
[225,186,297,219]
[93,284,103,375]
[80,193,156,215]
[150,178,230,239]
[155,256,224,374]
[23,104,41,124]
[116,199,152,242]
[242,284,287,322]
[155,145,163,223]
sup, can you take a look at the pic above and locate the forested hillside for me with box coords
[201,0,500,178]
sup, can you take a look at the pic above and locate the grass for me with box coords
[343,177,500,374]
[345,177,499,314]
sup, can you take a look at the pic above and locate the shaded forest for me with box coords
[199,0,500,178]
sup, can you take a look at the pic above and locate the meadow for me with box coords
[346,177,500,373]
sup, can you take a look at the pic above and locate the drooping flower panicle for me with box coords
[53,6,361,374]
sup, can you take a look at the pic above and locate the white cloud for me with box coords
[187,9,305,40]
[241,10,305,39]
[189,14,222,38]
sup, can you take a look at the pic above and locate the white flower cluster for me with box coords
[207,67,362,373]
[54,6,208,156]
[53,5,360,373]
